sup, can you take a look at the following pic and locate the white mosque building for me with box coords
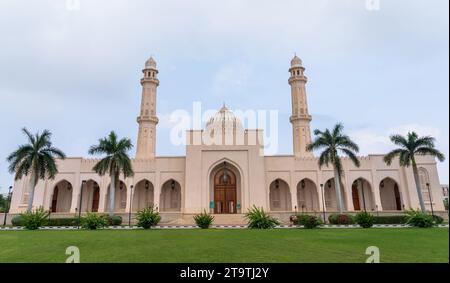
[8,56,445,224]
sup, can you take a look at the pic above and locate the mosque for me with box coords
[9,56,444,224]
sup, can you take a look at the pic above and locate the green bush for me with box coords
[136,206,161,229]
[11,215,24,226]
[245,205,280,229]
[81,213,107,230]
[194,210,215,229]
[372,215,408,224]
[406,209,435,228]
[354,211,374,228]
[47,218,79,226]
[432,215,444,225]
[328,214,353,225]
[301,215,323,229]
[106,215,123,226]
[20,207,49,230]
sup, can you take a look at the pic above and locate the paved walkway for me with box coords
[0,224,448,230]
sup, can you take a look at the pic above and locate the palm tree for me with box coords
[306,123,361,213]
[88,131,134,216]
[384,132,445,212]
[7,128,66,212]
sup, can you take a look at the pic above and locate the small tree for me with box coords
[89,131,134,216]
[306,123,361,213]
[7,128,66,212]
[384,132,445,212]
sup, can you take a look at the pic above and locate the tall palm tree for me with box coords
[306,123,361,213]
[384,132,445,212]
[7,128,66,212]
[88,131,134,216]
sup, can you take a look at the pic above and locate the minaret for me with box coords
[136,57,159,159]
[289,55,313,158]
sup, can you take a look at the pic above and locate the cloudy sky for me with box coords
[0,0,448,194]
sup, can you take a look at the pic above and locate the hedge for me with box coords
[11,215,123,226]
[372,215,408,224]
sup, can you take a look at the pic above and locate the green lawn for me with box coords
[0,228,448,263]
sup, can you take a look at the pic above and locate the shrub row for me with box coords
[11,214,123,227]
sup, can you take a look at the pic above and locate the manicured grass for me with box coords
[0,228,448,263]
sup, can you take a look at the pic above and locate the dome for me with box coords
[290,55,302,67]
[205,105,244,133]
[145,56,157,69]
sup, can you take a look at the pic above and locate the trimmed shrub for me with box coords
[245,205,280,229]
[136,206,161,229]
[406,209,434,228]
[11,215,24,226]
[106,215,123,226]
[48,218,79,226]
[194,210,215,229]
[372,215,408,224]
[20,207,49,230]
[301,215,323,229]
[328,214,353,225]
[81,213,107,230]
[354,212,374,228]
[432,215,444,225]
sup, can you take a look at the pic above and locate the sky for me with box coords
[0,0,448,194]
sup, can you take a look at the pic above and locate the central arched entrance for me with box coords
[214,168,237,214]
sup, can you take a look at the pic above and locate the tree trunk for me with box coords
[109,173,116,217]
[26,173,37,212]
[412,160,426,212]
[333,167,344,214]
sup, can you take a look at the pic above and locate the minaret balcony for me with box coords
[137,116,159,124]
[140,77,160,86]
[290,114,312,123]
[288,76,307,84]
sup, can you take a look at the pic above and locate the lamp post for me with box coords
[78,180,86,229]
[3,186,13,226]
[426,183,434,217]
[320,184,326,223]
[129,185,134,227]
[360,179,367,212]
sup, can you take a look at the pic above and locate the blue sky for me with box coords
[0,0,448,194]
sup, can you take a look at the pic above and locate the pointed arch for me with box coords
[297,178,319,212]
[379,177,403,211]
[269,178,292,211]
[50,180,73,213]
[133,179,154,212]
[160,179,181,212]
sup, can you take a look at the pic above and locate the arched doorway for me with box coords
[160,179,181,212]
[106,180,127,213]
[269,179,292,211]
[133,179,154,212]
[379,178,402,210]
[324,178,347,212]
[297,179,319,212]
[81,180,100,212]
[210,161,242,214]
[213,169,237,214]
[351,178,375,211]
[51,180,73,213]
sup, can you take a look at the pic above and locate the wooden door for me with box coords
[92,186,100,212]
[352,184,361,211]
[214,169,237,214]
